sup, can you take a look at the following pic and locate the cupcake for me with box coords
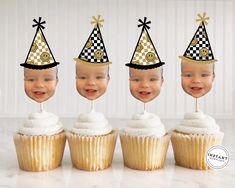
[120,111,171,170]
[66,111,117,171]
[171,111,224,170]
[13,111,66,171]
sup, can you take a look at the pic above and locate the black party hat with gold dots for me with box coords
[179,13,217,64]
[20,17,59,69]
[74,15,111,66]
[126,17,164,69]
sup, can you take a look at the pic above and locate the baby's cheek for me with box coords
[129,83,135,92]
[207,82,213,90]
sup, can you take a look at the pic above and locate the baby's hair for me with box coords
[180,62,215,75]
[23,66,58,78]
[75,62,110,78]
[129,66,164,79]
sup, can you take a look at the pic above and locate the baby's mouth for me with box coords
[34,91,46,97]
[85,89,97,95]
[139,91,151,97]
[191,87,202,92]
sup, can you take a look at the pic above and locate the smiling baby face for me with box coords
[76,62,110,100]
[129,67,163,103]
[181,60,214,98]
[24,67,58,103]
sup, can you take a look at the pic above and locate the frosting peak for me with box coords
[72,111,112,136]
[123,111,166,137]
[19,111,63,136]
[175,111,220,134]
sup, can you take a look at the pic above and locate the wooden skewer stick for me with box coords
[90,100,95,112]
[143,103,147,114]
[195,98,198,112]
[40,102,44,112]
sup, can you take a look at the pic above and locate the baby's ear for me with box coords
[213,73,215,80]
[161,77,164,85]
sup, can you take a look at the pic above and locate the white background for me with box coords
[0,0,234,119]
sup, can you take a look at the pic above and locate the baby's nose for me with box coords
[140,80,149,87]
[87,79,95,85]
[35,81,44,87]
[192,75,201,83]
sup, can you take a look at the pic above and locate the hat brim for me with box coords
[20,62,60,69]
[74,58,112,66]
[125,62,165,70]
[179,56,217,64]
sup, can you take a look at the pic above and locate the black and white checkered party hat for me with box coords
[74,15,111,65]
[126,17,164,70]
[179,13,217,64]
[20,17,59,69]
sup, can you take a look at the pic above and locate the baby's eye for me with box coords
[25,78,35,82]
[44,78,53,81]
[131,78,140,82]
[150,77,159,81]
[96,76,105,80]
[182,73,192,77]
[201,73,210,77]
[78,76,86,80]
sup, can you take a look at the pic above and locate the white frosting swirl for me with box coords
[175,111,220,134]
[72,111,112,136]
[123,111,166,137]
[19,111,63,136]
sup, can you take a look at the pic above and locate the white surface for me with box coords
[0,0,235,119]
[0,118,234,188]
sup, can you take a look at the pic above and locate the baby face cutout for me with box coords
[181,60,214,98]
[24,67,58,103]
[129,67,163,103]
[76,62,110,100]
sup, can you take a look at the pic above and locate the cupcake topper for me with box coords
[127,18,164,104]
[179,13,216,108]
[21,17,59,106]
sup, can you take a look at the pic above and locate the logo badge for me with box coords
[206,145,229,169]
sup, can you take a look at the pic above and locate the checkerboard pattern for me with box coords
[79,27,109,63]
[27,30,53,65]
[184,24,213,61]
[132,30,160,65]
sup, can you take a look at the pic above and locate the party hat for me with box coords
[179,13,217,64]
[20,17,59,69]
[126,17,164,69]
[74,15,111,65]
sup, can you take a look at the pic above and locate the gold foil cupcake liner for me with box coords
[171,131,224,170]
[13,131,66,172]
[120,133,171,170]
[66,131,117,171]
